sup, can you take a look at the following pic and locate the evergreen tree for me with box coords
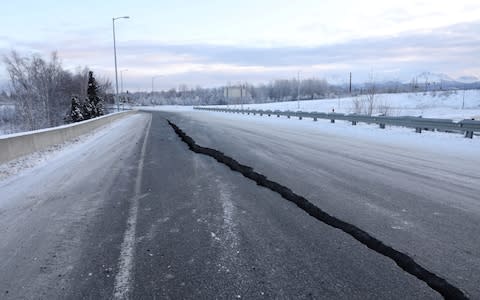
[82,100,94,120]
[96,101,105,116]
[69,96,84,122]
[86,71,105,117]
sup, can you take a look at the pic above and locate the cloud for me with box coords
[1,20,479,90]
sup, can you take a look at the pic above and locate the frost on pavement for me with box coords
[0,113,150,299]
[0,138,80,181]
[0,114,138,182]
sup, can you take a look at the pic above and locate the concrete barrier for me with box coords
[0,110,137,164]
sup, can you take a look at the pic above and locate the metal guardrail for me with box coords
[194,107,480,139]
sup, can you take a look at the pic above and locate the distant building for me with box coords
[224,86,249,102]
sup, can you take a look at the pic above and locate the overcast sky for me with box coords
[1,0,479,91]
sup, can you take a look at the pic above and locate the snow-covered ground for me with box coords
[184,109,480,157]
[3,91,474,180]
[143,104,480,158]
[0,113,147,181]
[0,111,131,140]
[217,90,480,121]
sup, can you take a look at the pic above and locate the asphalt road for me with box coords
[1,110,477,299]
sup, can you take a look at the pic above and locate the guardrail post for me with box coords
[260,112,263,116]
[352,121,357,125]
[465,131,473,139]
[331,119,335,123]
[287,115,290,119]
[416,128,422,133]
[298,116,302,120]
[313,117,317,121]
[379,123,385,129]
[277,114,280,117]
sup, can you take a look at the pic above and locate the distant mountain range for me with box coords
[456,75,479,83]
[331,71,480,91]
[414,72,479,84]
[323,71,479,87]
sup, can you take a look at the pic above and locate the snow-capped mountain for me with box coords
[413,72,479,84]
[456,75,479,83]
[415,72,454,83]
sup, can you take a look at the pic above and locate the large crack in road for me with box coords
[167,119,468,300]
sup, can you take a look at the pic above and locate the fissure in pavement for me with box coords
[167,119,468,300]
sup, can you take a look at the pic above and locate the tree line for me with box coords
[130,76,480,107]
[132,78,332,106]
[2,51,111,132]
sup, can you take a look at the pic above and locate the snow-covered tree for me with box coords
[65,96,84,123]
[96,101,105,116]
[85,71,105,117]
[82,100,94,120]
[3,51,112,131]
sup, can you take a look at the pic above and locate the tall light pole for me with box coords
[112,16,130,110]
[120,69,128,94]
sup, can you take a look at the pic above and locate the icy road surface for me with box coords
[0,113,150,299]
[0,110,477,298]
[164,109,480,298]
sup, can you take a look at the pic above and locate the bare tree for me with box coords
[351,97,364,114]
[364,74,376,116]
[3,51,112,132]
[4,51,39,130]
[376,100,391,116]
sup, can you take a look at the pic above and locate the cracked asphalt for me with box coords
[1,110,477,298]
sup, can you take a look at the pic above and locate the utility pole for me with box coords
[349,72,352,94]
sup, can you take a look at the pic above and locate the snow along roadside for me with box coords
[0,113,151,298]
[0,111,136,164]
[0,112,136,182]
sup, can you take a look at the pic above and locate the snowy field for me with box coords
[142,90,480,147]
[144,103,480,157]
[215,90,480,121]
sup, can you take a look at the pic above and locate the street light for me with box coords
[112,16,130,110]
[120,69,128,94]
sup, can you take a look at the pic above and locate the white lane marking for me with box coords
[113,114,152,299]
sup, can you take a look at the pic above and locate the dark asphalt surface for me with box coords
[3,110,473,298]
[163,110,480,298]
